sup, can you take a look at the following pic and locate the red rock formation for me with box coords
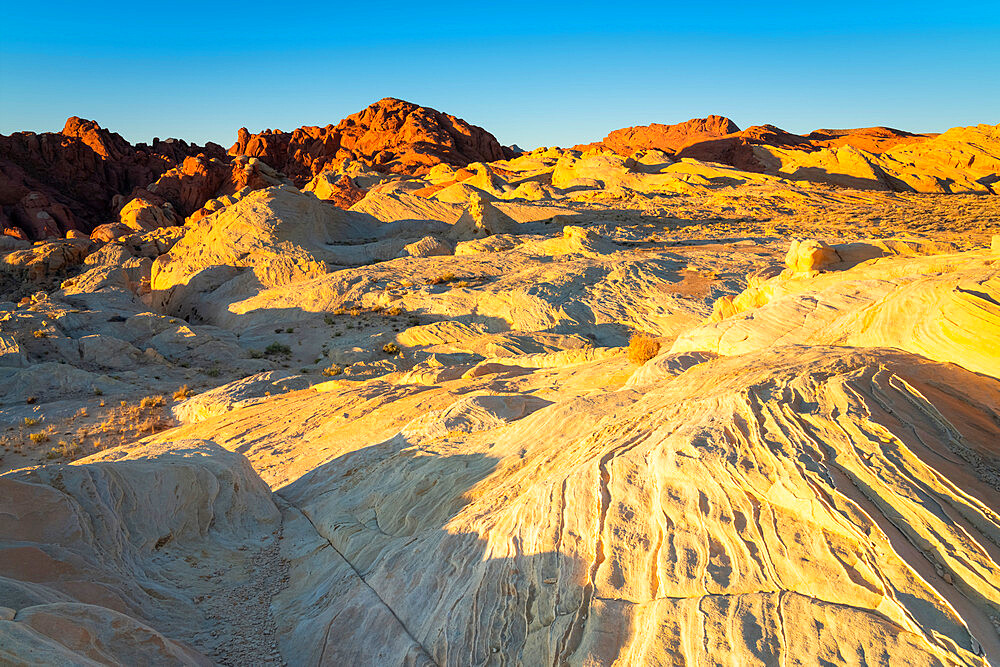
[580,117,932,173]
[229,98,512,183]
[576,115,741,154]
[804,127,930,153]
[0,118,225,239]
[126,155,290,222]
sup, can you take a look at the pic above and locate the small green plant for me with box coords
[93,387,104,396]
[265,342,292,356]
[382,342,400,355]
[324,316,336,326]
[204,367,221,377]
[248,349,265,359]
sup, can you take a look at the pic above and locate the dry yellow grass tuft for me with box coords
[627,334,661,365]
[1,397,176,469]
[139,395,166,409]
[173,385,192,400]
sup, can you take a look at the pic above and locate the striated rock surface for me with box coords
[3,107,1000,667]
[0,440,282,665]
[229,97,512,182]
[676,247,1000,378]
[266,345,1000,665]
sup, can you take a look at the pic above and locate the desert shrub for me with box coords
[265,342,292,356]
[29,431,49,444]
[321,364,344,377]
[139,395,166,409]
[23,416,40,427]
[428,272,457,285]
[387,305,403,316]
[173,385,192,400]
[627,334,661,365]
[382,342,400,355]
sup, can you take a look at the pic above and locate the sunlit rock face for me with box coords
[1,106,999,665]
[228,97,513,182]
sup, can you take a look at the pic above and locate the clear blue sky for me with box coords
[1,1,998,149]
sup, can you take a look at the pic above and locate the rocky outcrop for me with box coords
[0,118,225,239]
[576,115,740,154]
[124,154,292,223]
[150,186,379,322]
[0,440,281,665]
[754,123,1000,193]
[579,119,934,176]
[677,246,999,378]
[229,97,512,182]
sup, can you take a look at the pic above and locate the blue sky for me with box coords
[1,1,998,149]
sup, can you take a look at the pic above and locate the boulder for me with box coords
[784,239,841,273]
[398,236,454,258]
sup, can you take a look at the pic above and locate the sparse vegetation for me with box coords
[627,334,661,365]
[265,342,292,356]
[322,364,344,377]
[23,417,40,427]
[174,385,192,400]
[382,342,400,355]
[32,329,47,338]
[139,395,166,409]
[387,305,403,316]
[428,272,457,285]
